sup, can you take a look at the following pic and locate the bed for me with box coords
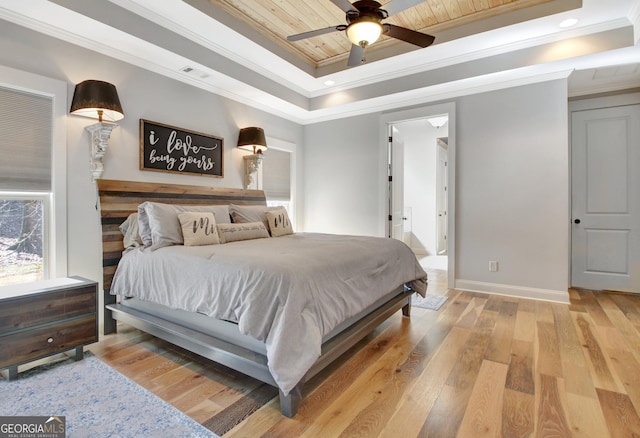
[97,179,427,417]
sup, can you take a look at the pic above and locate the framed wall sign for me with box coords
[140,119,223,177]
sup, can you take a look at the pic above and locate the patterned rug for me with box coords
[0,353,217,438]
[412,293,448,310]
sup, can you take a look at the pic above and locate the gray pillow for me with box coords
[229,204,279,233]
[138,202,230,247]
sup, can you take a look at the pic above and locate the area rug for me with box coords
[412,293,448,310]
[0,353,217,438]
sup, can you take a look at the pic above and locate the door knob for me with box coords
[574,219,581,224]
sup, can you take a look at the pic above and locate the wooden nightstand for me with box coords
[0,276,98,380]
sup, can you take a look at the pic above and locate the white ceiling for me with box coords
[1,0,639,124]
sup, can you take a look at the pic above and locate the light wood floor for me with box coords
[90,269,640,437]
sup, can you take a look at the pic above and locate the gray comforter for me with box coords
[110,232,427,395]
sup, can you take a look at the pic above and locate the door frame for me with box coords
[379,102,457,288]
[436,138,448,255]
[569,91,640,291]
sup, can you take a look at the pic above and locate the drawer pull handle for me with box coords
[47,337,54,343]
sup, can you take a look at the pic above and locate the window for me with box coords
[262,148,292,212]
[0,195,49,286]
[0,66,67,286]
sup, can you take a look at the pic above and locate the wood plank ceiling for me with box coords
[207,0,554,68]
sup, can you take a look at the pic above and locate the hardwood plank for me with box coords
[502,388,534,438]
[565,392,611,438]
[553,303,596,398]
[505,339,535,395]
[513,306,536,342]
[597,388,640,437]
[456,360,508,437]
[419,384,472,438]
[572,312,624,393]
[535,321,563,378]
[578,290,614,327]
[484,300,517,364]
[536,374,572,437]
[606,348,640,414]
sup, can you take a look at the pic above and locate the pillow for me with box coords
[216,222,270,244]
[138,202,231,247]
[119,213,143,248]
[229,204,280,233]
[265,208,293,237]
[178,212,220,246]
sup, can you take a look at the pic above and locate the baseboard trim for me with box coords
[454,280,570,304]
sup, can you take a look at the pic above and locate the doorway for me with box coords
[381,102,456,287]
[570,98,640,293]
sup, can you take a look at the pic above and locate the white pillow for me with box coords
[119,213,143,248]
[138,202,230,247]
[216,222,270,243]
[265,208,293,237]
[178,212,220,246]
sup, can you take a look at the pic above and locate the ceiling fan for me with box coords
[287,0,435,66]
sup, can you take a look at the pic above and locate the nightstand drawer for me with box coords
[0,315,97,368]
[0,285,97,332]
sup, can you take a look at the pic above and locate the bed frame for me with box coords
[97,179,414,417]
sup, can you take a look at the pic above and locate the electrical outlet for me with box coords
[489,261,499,272]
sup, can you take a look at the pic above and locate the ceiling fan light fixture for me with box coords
[346,20,382,46]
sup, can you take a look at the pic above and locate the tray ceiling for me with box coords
[207,0,570,71]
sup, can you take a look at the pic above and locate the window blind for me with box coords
[262,148,291,201]
[0,86,52,191]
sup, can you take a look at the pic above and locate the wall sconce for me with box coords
[237,127,267,189]
[69,80,124,181]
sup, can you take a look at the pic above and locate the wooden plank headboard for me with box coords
[96,179,266,333]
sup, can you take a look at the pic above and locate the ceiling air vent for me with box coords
[180,66,210,80]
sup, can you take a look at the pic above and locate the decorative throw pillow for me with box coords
[216,221,270,243]
[178,212,220,246]
[265,208,293,237]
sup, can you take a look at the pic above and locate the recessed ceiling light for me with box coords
[324,80,335,86]
[559,18,579,28]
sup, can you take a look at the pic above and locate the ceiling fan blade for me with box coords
[347,44,365,66]
[288,25,344,41]
[330,0,358,13]
[384,0,426,17]
[383,24,435,47]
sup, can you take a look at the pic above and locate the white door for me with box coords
[390,128,405,241]
[436,139,448,255]
[571,104,640,292]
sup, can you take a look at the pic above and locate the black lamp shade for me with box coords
[237,127,267,154]
[70,80,124,122]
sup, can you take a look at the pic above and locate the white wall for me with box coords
[303,114,381,235]
[454,80,570,301]
[0,22,304,327]
[304,80,570,302]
